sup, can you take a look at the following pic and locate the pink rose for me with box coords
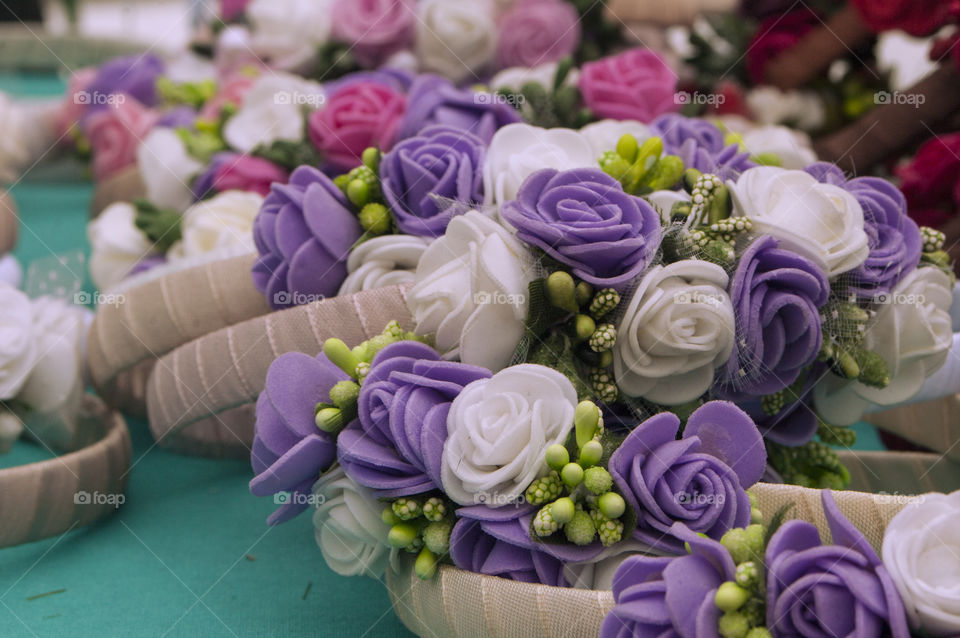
[212,155,289,196]
[219,0,250,21]
[84,95,158,180]
[56,68,97,138]
[495,0,581,69]
[578,48,678,122]
[332,0,415,66]
[308,82,406,171]
[199,73,256,121]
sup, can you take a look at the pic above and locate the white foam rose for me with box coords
[337,235,431,296]
[0,255,22,288]
[416,0,497,83]
[441,364,577,506]
[407,210,534,371]
[223,72,325,154]
[645,189,690,224]
[88,202,158,291]
[746,86,826,131]
[483,123,595,206]
[814,266,955,425]
[614,261,735,405]
[882,491,960,637]
[730,166,869,277]
[167,190,262,261]
[579,120,651,162]
[247,0,332,72]
[137,128,204,212]
[739,125,817,170]
[311,466,397,578]
[0,283,37,400]
[489,61,579,94]
[0,92,31,183]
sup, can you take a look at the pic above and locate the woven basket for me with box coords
[387,450,960,638]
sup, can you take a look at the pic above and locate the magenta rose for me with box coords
[84,95,158,180]
[308,81,407,171]
[331,0,415,67]
[212,155,289,197]
[495,0,581,69]
[578,48,678,122]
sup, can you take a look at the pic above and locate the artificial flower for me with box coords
[738,124,817,169]
[579,119,651,161]
[167,190,263,260]
[209,155,289,198]
[0,283,38,400]
[136,127,204,212]
[84,96,158,180]
[223,72,325,154]
[330,0,415,67]
[494,0,581,69]
[651,114,754,181]
[88,202,159,290]
[84,54,163,113]
[336,234,431,295]
[415,0,497,83]
[246,0,333,71]
[578,48,678,123]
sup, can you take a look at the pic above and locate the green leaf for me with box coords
[133,199,182,253]
[763,502,795,550]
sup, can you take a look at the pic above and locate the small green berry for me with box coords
[414,547,438,579]
[744,629,772,638]
[392,497,422,521]
[718,611,750,638]
[596,514,624,547]
[616,133,639,163]
[388,523,420,548]
[579,440,603,468]
[588,323,617,353]
[545,444,570,471]
[574,400,601,448]
[382,507,400,526]
[359,202,391,235]
[588,289,620,319]
[564,510,597,546]
[575,314,596,342]
[329,380,361,409]
[575,281,594,307]
[550,497,575,524]
[422,497,446,522]
[546,271,578,313]
[715,581,751,612]
[315,407,345,433]
[583,467,613,495]
[561,462,584,488]
[598,491,626,519]
[423,520,452,555]
[361,146,381,171]
[735,561,759,590]
[347,179,370,207]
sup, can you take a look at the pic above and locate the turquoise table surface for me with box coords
[0,73,886,638]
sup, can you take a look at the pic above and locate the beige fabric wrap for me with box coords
[864,395,960,462]
[387,450,960,638]
[145,285,413,458]
[88,165,145,218]
[0,187,19,255]
[0,395,131,548]
[86,253,270,417]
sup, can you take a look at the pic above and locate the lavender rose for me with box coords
[337,341,490,498]
[395,75,521,144]
[766,490,910,638]
[84,54,164,115]
[249,352,349,525]
[380,125,486,237]
[651,114,755,181]
[251,166,363,309]
[495,0,581,69]
[600,524,736,638]
[806,162,922,298]
[450,504,604,587]
[721,235,829,396]
[501,168,662,289]
[608,401,765,553]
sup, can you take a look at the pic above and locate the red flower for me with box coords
[746,8,819,84]
[896,134,960,228]
[850,0,957,37]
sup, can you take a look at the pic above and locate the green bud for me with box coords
[546,271,578,313]
[359,203,391,235]
[579,440,603,468]
[361,146,381,171]
[683,168,703,192]
[346,179,370,207]
[835,349,861,379]
[388,523,420,548]
[751,508,763,524]
[598,491,626,519]
[333,174,351,191]
[750,152,782,166]
[324,338,360,377]
[575,281,594,307]
[574,314,596,342]
[718,611,750,638]
[583,467,613,495]
[382,507,400,526]
[551,497,576,524]
[855,348,890,389]
[545,444,570,471]
[315,407,345,433]
[644,154,685,192]
[744,629,773,638]
[423,520,452,555]
[708,186,731,224]
[574,400,601,449]
[414,547,438,580]
[329,380,361,409]
[636,137,663,171]
[422,497,447,522]
[715,582,751,612]
[564,510,597,546]
[735,561,760,590]
[561,462,584,488]
[748,491,758,508]
[525,471,563,505]
[597,350,613,368]
[616,133,639,163]
[392,497,423,521]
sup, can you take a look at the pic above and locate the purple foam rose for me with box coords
[608,401,765,553]
[249,352,349,525]
[721,235,829,396]
[651,114,755,181]
[449,504,604,587]
[380,125,486,237]
[395,75,522,144]
[156,105,196,129]
[192,152,236,200]
[501,168,662,289]
[251,166,363,309]
[806,162,922,298]
[766,490,910,638]
[726,363,826,447]
[85,54,164,115]
[337,341,491,497]
[600,523,735,638]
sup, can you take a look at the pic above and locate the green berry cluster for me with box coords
[526,401,627,547]
[599,134,685,196]
[332,148,395,237]
[817,420,857,448]
[713,520,768,638]
[315,321,427,433]
[766,440,851,489]
[921,226,946,253]
[818,300,890,389]
[383,495,455,580]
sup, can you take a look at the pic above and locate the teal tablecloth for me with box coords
[0,72,885,638]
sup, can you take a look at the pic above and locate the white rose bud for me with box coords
[88,201,158,291]
[415,0,497,83]
[167,190,263,261]
[0,283,37,400]
[247,0,332,72]
[137,128,204,212]
[337,235,432,296]
[223,72,325,154]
